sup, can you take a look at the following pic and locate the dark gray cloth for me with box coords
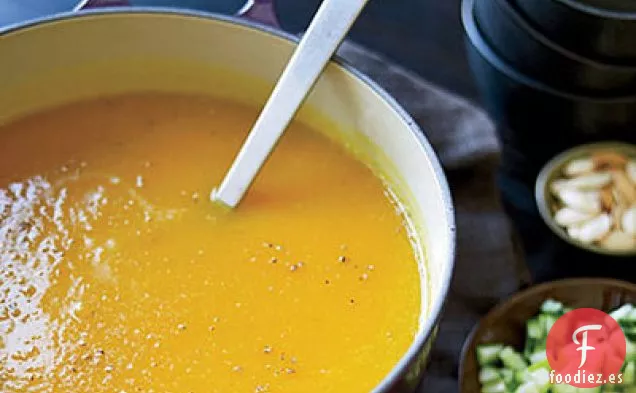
[337,41,530,392]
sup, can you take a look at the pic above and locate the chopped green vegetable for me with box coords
[600,386,623,393]
[527,368,550,390]
[515,381,540,393]
[627,339,636,362]
[540,299,564,315]
[542,314,558,334]
[623,361,635,385]
[476,301,636,393]
[610,304,634,322]
[482,380,506,393]
[478,344,504,366]
[577,387,601,393]
[528,318,545,339]
[479,367,502,385]
[500,346,527,371]
[501,368,515,388]
[624,326,636,342]
[527,359,549,372]
[528,351,548,365]
[551,385,577,393]
[515,369,529,385]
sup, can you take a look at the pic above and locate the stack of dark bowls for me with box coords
[461,0,636,283]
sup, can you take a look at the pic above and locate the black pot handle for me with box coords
[80,0,280,28]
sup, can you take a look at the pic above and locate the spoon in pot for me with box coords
[211,0,370,209]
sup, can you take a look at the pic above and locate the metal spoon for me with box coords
[211,0,370,209]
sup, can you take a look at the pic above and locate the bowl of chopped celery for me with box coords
[459,278,636,393]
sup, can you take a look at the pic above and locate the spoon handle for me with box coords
[213,0,370,208]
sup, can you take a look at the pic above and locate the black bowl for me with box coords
[473,0,636,95]
[514,0,636,64]
[462,0,636,176]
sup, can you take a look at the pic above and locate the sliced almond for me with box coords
[627,160,636,185]
[550,201,559,215]
[567,224,583,241]
[612,170,636,205]
[622,206,636,236]
[557,189,602,214]
[554,208,597,227]
[600,230,635,251]
[592,151,628,169]
[549,179,572,196]
[567,172,612,190]
[612,202,626,231]
[564,158,594,176]
[613,186,627,208]
[577,213,612,244]
[600,187,614,211]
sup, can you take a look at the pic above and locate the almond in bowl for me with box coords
[536,142,636,256]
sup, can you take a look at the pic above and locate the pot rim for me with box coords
[0,7,457,392]
[461,0,636,102]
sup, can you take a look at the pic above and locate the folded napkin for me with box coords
[338,41,500,170]
[336,41,528,392]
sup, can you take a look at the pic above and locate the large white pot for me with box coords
[0,7,456,392]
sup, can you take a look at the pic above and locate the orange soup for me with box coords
[0,93,421,393]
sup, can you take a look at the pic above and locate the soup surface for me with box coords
[0,93,421,393]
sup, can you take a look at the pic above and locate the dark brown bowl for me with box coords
[458,278,636,392]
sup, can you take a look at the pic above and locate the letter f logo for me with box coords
[546,308,626,389]
[572,324,602,368]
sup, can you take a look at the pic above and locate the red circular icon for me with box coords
[546,308,626,388]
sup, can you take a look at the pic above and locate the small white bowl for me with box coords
[535,141,636,257]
